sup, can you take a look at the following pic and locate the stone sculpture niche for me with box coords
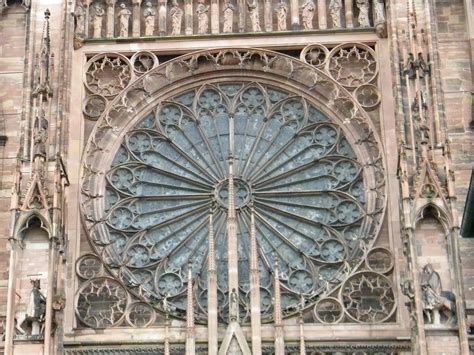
[421,264,456,325]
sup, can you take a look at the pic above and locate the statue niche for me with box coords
[421,264,456,325]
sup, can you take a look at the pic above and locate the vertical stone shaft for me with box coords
[84,4,90,37]
[227,114,239,318]
[186,263,195,355]
[185,0,193,35]
[264,0,272,31]
[132,0,141,36]
[290,0,300,29]
[158,0,167,35]
[273,261,285,355]
[238,0,246,32]
[211,0,219,34]
[249,205,262,354]
[422,0,442,144]
[318,0,327,29]
[299,316,306,355]
[164,314,170,355]
[106,0,116,37]
[401,32,417,164]
[207,209,218,355]
[344,0,353,28]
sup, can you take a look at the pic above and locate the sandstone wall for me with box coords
[0,3,27,327]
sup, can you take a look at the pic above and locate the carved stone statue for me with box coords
[0,0,7,13]
[117,3,132,37]
[26,280,46,336]
[229,288,239,322]
[274,1,287,31]
[247,0,261,32]
[143,2,156,36]
[404,53,416,79]
[421,264,455,324]
[374,0,387,37]
[301,0,315,30]
[356,0,370,28]
[374,0,385,23]
[222,0,235,33]
[92,3,105,38]
[196,1,209,34]
[33,110,48,159]
[74,0,86,35]
[169,0,183,35]
[329,0,342,28]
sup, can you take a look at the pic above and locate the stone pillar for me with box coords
[238,0,245,32]
[158,0,166,35]
[84,3,90,37]
[185,0,193,35]
[132,0,142,36]
[185,263,195,355]
[290,0,300,29]
[106,0,116,37]
[318,0,327,29]
[211,0,219,34]
[344,0,353,28]
[249,205,262,355]
[207,210,218,355]
[264,0,272,32]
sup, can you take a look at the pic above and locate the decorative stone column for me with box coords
[158,0,166,35]
[318,0,327,29]
[185,0,193,35]
[238,0,245,32]
[211,0,219,34]
[105,0,116,37]
[264,0,272,32]
[290,0,300,29]
[132,0,142,37]
[344,0,353,28]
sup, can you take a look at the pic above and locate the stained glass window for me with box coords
[99,80,376,323]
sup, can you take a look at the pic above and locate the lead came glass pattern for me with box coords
[92,80,384,324]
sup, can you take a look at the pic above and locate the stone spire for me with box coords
[249,203,262,354]
[207,206,218,355]
[32,8,53,100]
[273,258,285,355]
[186,261,195,355]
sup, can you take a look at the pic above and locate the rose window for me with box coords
[90,79,384,324]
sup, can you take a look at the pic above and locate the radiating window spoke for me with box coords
[98,80,382,323]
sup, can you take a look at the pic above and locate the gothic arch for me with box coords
[14,212,51,241]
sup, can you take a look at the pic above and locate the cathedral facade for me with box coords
[0,0,473,354]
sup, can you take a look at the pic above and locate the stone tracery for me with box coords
[79,47,389,327]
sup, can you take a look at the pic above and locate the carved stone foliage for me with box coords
[74,0,387,41]
[79,48,388,327]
